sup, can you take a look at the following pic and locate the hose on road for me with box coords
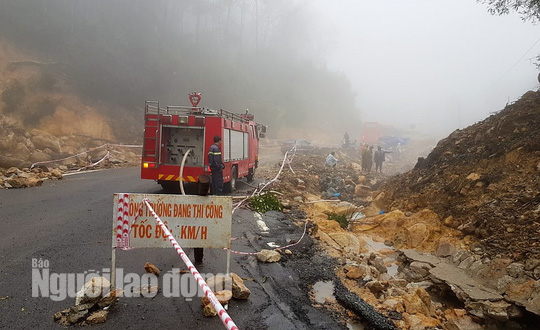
[334,281,397,330]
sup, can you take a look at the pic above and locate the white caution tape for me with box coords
[143,199,239,330]
[30,143,142,169]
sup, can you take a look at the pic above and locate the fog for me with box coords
[1,0,539,141]
[311,0,540,137]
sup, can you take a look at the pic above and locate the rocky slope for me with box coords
[378,90,540,263]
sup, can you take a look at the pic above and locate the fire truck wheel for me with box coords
[247,168,255,182]
[194,248,204,263]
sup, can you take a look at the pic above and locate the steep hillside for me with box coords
[379,90,540,262]
[0,39,140,172]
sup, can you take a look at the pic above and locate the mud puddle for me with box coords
[359,235,399,277]
[312,280,335,304]
[346,321,365,330]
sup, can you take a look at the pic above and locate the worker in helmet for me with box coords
[208,135,225,195]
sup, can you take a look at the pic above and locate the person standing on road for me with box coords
[208,135,225,195]
[326,151,338,168]
[343,132,350,148]
[362,145,374,173]
[374,146,386,173]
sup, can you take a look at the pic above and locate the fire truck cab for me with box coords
[141,92,266,191]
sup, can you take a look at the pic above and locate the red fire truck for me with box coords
[141,92,266,191]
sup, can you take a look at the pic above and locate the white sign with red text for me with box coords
[113,193,232,249]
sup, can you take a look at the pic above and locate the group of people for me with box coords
[211,132,390,195]
[326,143,388,173]
[361,144,387,173]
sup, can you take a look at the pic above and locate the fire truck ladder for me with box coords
[144,101,161,167]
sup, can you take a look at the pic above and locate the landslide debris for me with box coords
[257,112,540,328]
[0,38,141,188]
[379,90,540,263]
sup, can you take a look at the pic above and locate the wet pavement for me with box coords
[0,167,351,329]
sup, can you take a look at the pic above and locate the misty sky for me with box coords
[310,0,540,136]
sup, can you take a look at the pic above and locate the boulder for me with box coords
[524,259,540,271]
[0,134,14,150]
[375,210,406,230]
[144,262,160,276]
[257,249,281,263]
[66,307,88,324]
[86,310,108,324]
[409,261,433,278]
[357,175,367,184]
[20,175,43,187]
[403,288,433,316]
[13,143,32,161]
[443,314,483,330]
[354,184,372,197]
[201,290,233,306]
[366,280,386,295]
[75,277,111,306]
[31,133,61,153]
[466,173,481,181]
[50,169,63,179]
[327,232,361,254]
[97,289,123,308]
[506,263,524,278]
[382,299,404,313]
[345,265,369,279]
[28,151,51,163]
[368,256,388,274]
[0,155,25,169]
[6,178,24,188]
[203,303,217,317]
[406,223,429,248]
[6,167,20,175]
[231,273,250,299]
[435,242,456,257]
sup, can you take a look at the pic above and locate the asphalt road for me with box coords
[0,167,343,329]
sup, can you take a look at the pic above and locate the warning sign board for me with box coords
[113,193,232,249]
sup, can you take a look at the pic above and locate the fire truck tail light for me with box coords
[143,162,156,169]
[179,116,188,124]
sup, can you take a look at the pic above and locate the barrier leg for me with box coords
[111,247,116,289]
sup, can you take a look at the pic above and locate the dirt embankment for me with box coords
[0,39,141,188]
[378,90,540,263]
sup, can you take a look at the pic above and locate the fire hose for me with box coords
[179,149,192,195]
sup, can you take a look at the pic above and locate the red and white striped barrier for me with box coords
[108,144,143,148]
[76,151,110,171]
[116,193,131,248]
[143,198,239,330]
[30,143,142,169]
[115,194,143,250]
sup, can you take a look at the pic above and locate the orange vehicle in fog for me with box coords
[361,122,383,145]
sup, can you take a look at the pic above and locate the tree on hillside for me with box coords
[481,0,540,21]
[0,0,361,133]
[481,0,540,67]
